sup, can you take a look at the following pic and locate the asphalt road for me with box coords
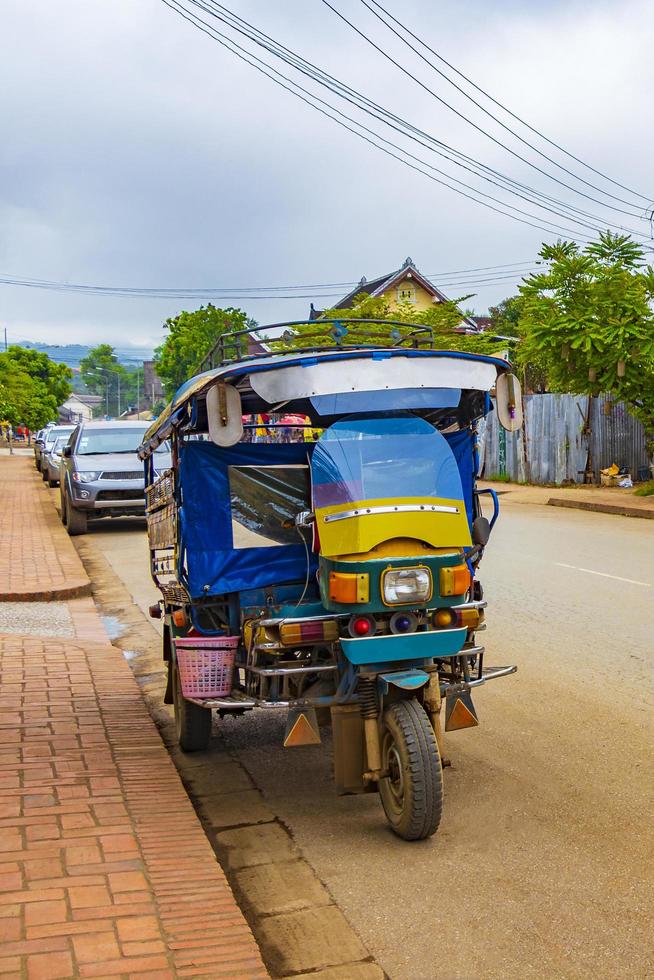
[89,501,654,979]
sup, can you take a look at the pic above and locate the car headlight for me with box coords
[73,471,101,483]
[382,567,432,605]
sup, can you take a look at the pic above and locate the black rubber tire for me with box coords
[378,699,443,841]
[173,660,212,752]
[47,477,58,488]
[41,468,48,482]
[65,494,88,536]
[60,491,67,525]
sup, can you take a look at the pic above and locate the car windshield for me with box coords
[76,427,167,455]
[44,428,73,447]
[311,414,464,508]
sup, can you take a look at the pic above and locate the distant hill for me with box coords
[14,341,154,370]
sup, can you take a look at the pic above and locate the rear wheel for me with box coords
[65,494,88,535]
[378,699,443,841]
[47,475,58,488]
[173,659,212,751]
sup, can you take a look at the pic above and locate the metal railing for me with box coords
[197,318,438,373]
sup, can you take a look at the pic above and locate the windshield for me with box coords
[44,427,73,447]
[312,414,464,508]
[76,426,154,455]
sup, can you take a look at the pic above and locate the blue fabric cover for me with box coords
[178,441,316,599]
[443,428,474,525]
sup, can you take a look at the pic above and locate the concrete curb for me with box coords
[548,497,654,520]
[0,582,93,602]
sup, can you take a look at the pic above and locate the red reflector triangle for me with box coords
[445,694,479,732]
[284,710,321,747]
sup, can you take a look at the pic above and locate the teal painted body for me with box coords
[340,626,467,665]
[319,552,466,615]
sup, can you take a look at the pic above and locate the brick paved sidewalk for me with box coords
[0,457,91,600]
[0,634,267,979]
[0,456,268,978]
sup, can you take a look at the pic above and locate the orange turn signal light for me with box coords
[439,564,471,597]
[328,571,369,604]
[172,609,188,628]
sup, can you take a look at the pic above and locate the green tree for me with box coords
[488,294,548,391]
[80,344,128,417]
[273,292,506,356]
[517,232,654,437]
[154,305,254,398]
[0,347,72,430]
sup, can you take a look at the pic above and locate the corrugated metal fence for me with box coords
[480,394,650,484]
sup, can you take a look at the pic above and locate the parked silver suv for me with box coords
[36,424,74,475]
[60,420,170,535]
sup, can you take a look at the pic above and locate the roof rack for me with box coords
[198,318,438,372]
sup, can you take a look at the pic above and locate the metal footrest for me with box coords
[187,691,257,710]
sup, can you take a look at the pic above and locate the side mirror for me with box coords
[207,382,243,446]
[472,516,491,547]
[496,372,523,431]
[63,446,72,458]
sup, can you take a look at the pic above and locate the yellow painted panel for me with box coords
[317,496,471,558]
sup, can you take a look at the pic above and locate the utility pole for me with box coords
[136,369,140,420]
[117,374,121,417]
[3,326,7,351]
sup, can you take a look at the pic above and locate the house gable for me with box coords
[311,257,477,328]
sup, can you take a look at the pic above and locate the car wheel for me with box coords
[65,495,88,536]
[60,491,68,525]
[47,476,58,488]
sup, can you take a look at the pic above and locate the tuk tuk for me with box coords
[139,320,522,840]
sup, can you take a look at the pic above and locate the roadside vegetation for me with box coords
[0,345,72,430]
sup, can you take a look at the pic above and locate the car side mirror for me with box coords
[63,446,72,458]
[472,516,491,547]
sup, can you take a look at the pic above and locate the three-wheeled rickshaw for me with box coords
[139,320,522,840]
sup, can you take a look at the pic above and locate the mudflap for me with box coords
[331,704,375,795]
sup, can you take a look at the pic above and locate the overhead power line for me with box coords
[321,0,653,218]
[179,0,652,240]
[0,265,539,300]
[366,0,652,205]
[161,0,601,241]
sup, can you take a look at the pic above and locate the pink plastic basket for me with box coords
[174,636,239,698]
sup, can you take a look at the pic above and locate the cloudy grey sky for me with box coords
[1,0,652,349]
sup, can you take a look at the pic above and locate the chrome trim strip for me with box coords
[246,663,338,677]
[91,500,145,509]
[258,613,340,627]
[323,503,459,523]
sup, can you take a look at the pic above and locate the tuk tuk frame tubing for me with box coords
[199,319,437,371]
